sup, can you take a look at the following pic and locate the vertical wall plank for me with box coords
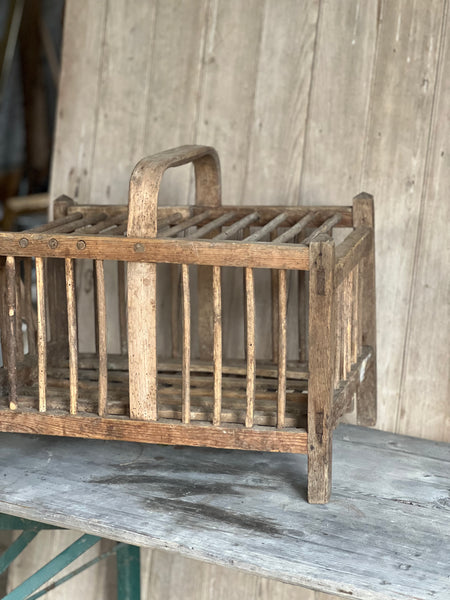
[244,0,319,206]
[89,0,157,205]
[361,0,445,432]
[194,0,265,205]
[50,0,108,203]
[300,0,378,206]
[398,5,450,442]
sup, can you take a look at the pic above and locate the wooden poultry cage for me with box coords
[0,146,376,503]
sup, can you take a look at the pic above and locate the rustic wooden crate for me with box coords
[0,145,376,503]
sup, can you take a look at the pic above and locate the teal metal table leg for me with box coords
[0,514,141,599]
[3,534,101,600]
[116,544,141,600]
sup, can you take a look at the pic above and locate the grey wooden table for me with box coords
[0,425,448,600]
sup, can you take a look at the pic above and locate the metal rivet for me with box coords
[48,238,58,249]
[19,238,29,248]
[77,240,86,250]
[134,242,144,252]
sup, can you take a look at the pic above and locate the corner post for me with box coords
[308,234,335,503]
[352,193,377,426]
[47,195,74,362]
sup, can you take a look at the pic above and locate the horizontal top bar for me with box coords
[0,232,310,270]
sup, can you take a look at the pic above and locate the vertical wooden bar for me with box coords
[298,270,308,364]
[353,193,377,426]
[96,260,108,417]
[35,257,47,412]
[181,264,191,424]
[14,263,24,361]
[65,258,78,415]
[352,264,360,365]
[278,269,287,428]
[342,270,353,379]
[47,196,73,355]
[334,283,342,387]
[117,261,128,355]
[171,265,180,358]
[93,260,99,354]
[5,257,18,410]
[270,230,279,364]
[23,258,36,356]
[245,267,255,428]
[308,235,335,503]
[212,266,222,426]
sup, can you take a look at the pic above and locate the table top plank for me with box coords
[0,424,448,600]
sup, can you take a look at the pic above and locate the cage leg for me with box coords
[353,193,377,426]
[307,235,335,504]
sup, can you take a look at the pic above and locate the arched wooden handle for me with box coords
[127,145,221,237]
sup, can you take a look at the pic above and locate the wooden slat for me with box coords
[95,260,108,417]
[65,258,78,415]
[35,257,47,412]
[5,257,17,410]
[23,258,36,356]
[271,252,279,364]
[181,264,190,424]
[245,268,255,428]
[352,265,359,365]
[187,213,235,240]
[213,212,259,241]
[193,205,354,227]
[25,211,83,233]
[75,212,128,235]
[353,194,377,427]
[277,269,287,428]
[171,265,180,358]
[160,211,211,238]
[0,412,308,453]
[49,213,108,234]
[157,212,184,232]
[334,226,373,287]
[344,270,353,377]
[302,213,342,245]
[14,264,24,362]
[334,282,343,387]
[212,266,222,426]
[117,261,127,355]
[244,213,288,242]
[331,348,374,428]
[298,270,308,364]
[271,212,316,244]
[0,231,310,271]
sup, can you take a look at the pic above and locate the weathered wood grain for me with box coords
[49,0,108,205]
[243,0,319,206]
[397,4,450,443]
[307,236,335,503]
[299,0,377,205]
[0,426,448,600]
[360,0,445,433]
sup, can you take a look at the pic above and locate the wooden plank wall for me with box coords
[7,0,449,598]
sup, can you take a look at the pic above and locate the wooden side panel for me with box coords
[398,8,450,442]
[361,0,445,432]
